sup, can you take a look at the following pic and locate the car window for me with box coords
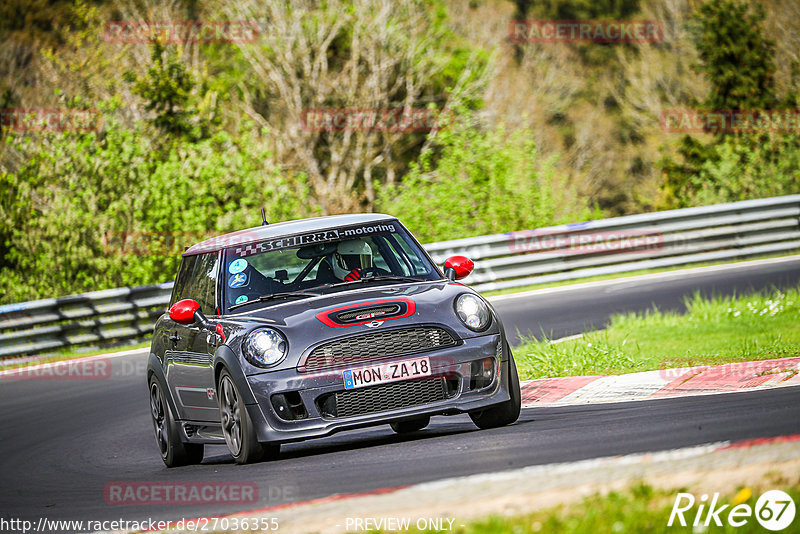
[169,255,198,307]
[378,234,430,276]
[391,234,430,275]
[171,253,218,313]
[187,253,219,314]
[247,248,309,280]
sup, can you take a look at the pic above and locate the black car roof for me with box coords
[183,213,398,256]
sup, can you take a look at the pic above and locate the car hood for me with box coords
[223,280,498,370]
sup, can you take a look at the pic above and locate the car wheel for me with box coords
[469,352,521,430]
[149,377,204,467]
[390,416,430,434]
[218,370,278,464]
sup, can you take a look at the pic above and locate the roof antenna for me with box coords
[261,208,269,226]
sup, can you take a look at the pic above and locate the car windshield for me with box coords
[222,221,440,311]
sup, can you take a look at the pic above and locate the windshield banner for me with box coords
[231,223,397,258]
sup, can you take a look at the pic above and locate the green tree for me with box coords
[659,0,799,208]
[693,0,777,112]
[124,42,219,142]
[228,0,488,213]
[378,112,595,243]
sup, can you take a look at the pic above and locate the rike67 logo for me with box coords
[669,490,796,531]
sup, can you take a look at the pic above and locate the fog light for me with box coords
[470,357,495,390]
[271,392,308,421]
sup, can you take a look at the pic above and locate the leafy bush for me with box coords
[0,109,315,304]
[688,135,800,205]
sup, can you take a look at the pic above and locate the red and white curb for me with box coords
[520,357,800,408]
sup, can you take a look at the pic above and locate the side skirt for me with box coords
[180,421,226,444]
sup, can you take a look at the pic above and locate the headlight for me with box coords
[243,328,288,368]
[455,294,490,332]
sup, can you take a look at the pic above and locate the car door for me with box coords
[163,254,198,413]
[165,252,222,423]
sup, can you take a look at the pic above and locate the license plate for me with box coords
[343,357,432,390]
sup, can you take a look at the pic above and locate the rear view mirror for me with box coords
[296,242,338,259]
[168,299,210,328]
[443,256,474,280]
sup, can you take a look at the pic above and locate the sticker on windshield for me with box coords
[235,295,249,304]
[232,223,397,258]
[228,258,248,274]
[228,272,248,288]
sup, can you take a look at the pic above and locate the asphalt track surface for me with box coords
[2,257,800,527]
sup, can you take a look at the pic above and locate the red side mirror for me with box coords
[444,255,474,280]
[169,299,201,325]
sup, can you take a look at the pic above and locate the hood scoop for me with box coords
[336,303,402,323]
[315,298,416,328]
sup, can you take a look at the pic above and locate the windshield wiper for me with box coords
[360,275,421,282]
[324,275,422,288]
[229,291,319,310]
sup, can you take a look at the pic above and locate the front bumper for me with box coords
[244,333,510,443]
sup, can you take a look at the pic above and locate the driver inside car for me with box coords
[330,239,373,281]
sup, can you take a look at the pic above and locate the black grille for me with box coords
[318,377,449,418]
[336,304,402,323]
[303,327,457,371]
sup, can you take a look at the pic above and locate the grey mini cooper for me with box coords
[147,214,521,466]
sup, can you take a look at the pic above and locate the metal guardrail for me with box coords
[425,195,800,292]
[0,283,174,359]
[2,195,799,358]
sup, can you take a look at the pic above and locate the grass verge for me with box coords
[513,286,800,380]
[408,480,800,533]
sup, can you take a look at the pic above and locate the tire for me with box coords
[217,370,278,464]
[149,377,204,467]
[469,352,521,430]
[390,416,430,434]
